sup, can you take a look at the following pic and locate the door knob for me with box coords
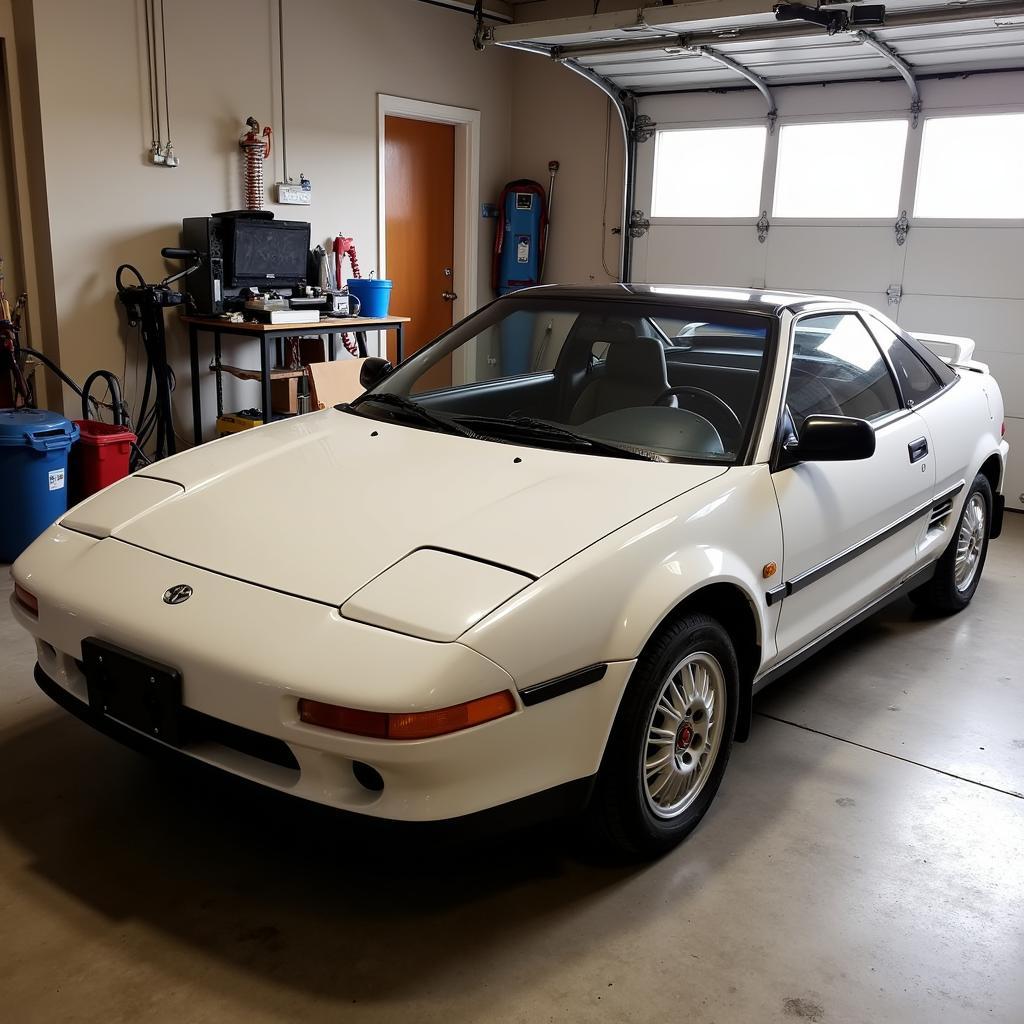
[441,291,458,301]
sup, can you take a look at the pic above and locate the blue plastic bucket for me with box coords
[347,278,392,318]
[0,408,80,562]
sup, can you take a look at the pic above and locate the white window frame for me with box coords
[767,112,912,226]
[908,105,1024,229]
[643,116,771,227]
[638,99,1024,233]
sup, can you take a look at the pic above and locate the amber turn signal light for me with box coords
[14,582,38,616]
[298,690,517,740]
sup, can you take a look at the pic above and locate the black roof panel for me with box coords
[507,283,862,316]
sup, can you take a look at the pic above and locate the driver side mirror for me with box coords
[784,414,875,464]
[359,357,394,391]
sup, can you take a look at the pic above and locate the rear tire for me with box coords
[910,473,992,614]
[589,613,738,858]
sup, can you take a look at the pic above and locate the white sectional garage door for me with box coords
[633,73,1024,510]
[900,225,1024,509]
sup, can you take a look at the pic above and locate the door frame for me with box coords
[0,10,57,408]
[377,94,480,374]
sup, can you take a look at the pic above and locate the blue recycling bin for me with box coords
[0,409,80,563]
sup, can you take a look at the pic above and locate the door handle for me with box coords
[908,436,929,463]
[441,291,458,302]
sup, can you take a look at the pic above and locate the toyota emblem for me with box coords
[163,584,193,605]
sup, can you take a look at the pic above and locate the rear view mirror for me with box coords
[789,415,875,462]
[359,357,394,391]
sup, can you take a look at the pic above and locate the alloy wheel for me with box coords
[641,652,727,819]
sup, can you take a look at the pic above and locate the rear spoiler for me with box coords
[911,332,988,374]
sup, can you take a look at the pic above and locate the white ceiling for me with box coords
[492,1,1024,93]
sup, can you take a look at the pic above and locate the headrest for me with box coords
[605,334,668,383]
[571,316,639,346]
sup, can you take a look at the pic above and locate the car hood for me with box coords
[93,410,726,606]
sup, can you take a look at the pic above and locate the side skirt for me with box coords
[752,561,937,694]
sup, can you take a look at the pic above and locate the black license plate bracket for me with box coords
[81,638,183,746]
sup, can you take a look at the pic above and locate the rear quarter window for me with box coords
[867,317,952,403]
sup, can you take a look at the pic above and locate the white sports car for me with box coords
[11,285,1009,856]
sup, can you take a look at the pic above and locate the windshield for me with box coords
[350,297,775,464]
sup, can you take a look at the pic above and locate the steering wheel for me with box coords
[659,386,743,448]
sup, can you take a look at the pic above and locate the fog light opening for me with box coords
[352,761,384,793]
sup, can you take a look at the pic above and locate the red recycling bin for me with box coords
[70,420,136,505]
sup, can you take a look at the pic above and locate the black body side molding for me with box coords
[519,664,608,707]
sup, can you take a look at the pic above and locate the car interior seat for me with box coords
[568,329,671,425]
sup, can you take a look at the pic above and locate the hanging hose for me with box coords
[81,369,127,426]
[114,255,194,465]
[19,345,98,414]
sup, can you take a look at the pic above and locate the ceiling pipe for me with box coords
[493,39,638,283]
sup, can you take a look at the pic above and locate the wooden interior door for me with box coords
[384,115,455,388]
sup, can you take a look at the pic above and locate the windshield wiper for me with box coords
[453,414,663,462]
[346,393,483,439]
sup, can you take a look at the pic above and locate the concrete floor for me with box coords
[1,519,1022,1024]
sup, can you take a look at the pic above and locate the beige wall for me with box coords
[508,50,624,286]
[29,0,513,433]
[511,0,641,19]
[15,0,626,435]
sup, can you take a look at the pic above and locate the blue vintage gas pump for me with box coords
[492,179,548,375]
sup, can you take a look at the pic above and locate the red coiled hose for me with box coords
[240,117,272,211]
[333,236,361,356]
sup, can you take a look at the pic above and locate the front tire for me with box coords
[590,613,738,858]
[911,472,992,614]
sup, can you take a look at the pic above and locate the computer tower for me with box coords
[181,217,226,314]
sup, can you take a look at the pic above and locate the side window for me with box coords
[868,318,944,404]
[788,314,901,429]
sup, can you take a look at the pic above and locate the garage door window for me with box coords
[652,126,766,218]
[914,113,1024,219]
[773,120,908,218]
[788,314,900,426]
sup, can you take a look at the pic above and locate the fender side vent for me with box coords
[928,497,954,532]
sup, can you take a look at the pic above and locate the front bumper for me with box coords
[14,527,633,821]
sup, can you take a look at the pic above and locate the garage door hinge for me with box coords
[616,209,650,238]
[757,211,770,244]
[886,283,903,305]
[910,98,922,130]
[631,114,657,144]
[894,210,910,246]
[613,211,651,238]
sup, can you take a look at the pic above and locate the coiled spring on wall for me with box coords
[239,116,272,210]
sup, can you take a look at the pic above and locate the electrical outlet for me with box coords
[277,182,311,206]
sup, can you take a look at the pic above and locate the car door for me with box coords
[772,311,936,660]
[863,315,968,499]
